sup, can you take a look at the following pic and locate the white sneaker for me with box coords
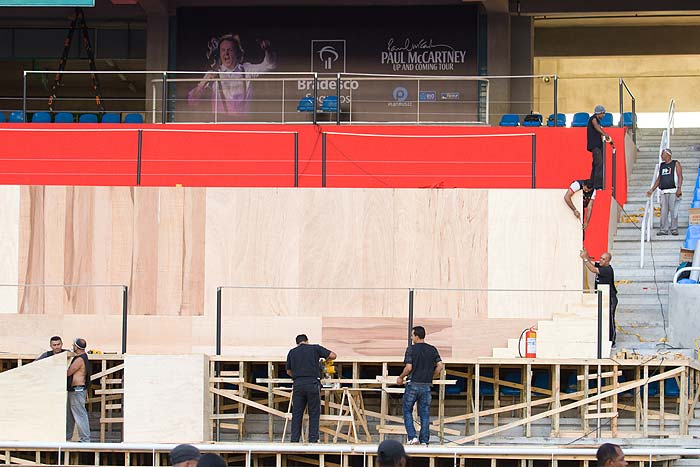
[407,437,419,445]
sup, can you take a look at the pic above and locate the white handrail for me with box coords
[640,99,675,268]
[674,267,700,283]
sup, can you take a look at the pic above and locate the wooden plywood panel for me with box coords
[0,353,66,441]
[18,186,45,314]
[487,190,581,319]
[451,318,538,359]
[323,317,452,358]
[123,354,209,443]
[0,185,19,314]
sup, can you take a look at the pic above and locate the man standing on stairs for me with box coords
[580,249,618,346]
[646,148,683,236]
[587,105,612,190]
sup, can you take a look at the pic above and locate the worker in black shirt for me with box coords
[36,335,68,361]
[285,334,336,443]
[397,326,443,445]
[564,179,596,230]
[587,105,612,190]
[581,248,618,346]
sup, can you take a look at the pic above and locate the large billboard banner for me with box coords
[175,5,483,122]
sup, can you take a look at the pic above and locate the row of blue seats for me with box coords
[500,112,634,128]
[0,111,144,124]
[297,95,338,113]
[682,168,700,251]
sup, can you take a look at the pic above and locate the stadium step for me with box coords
[609,126,700,351]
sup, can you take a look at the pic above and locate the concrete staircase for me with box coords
[611,128,700,351]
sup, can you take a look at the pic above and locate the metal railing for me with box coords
[20,70,560,125]
[618,78,637,143]
[640,99,675,268]
[674,267,700,284]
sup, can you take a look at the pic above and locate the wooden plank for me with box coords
[211,387,291,419]
[91,364,125,381]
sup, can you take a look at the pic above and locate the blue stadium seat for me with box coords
[124,113,144,124]
[78,114,98,123]
[546,113,566,127]
[678,279,698,284]
[297,96,315,112]
[321,95,338,113]
[571,112,589,127]
[693,187,700,202]
[476,367,494,396]
[499,114,519,126]
[600,113,613,127]
[693,200,700,209]
[445,376,466,395]
[31,112,51,123]
[54,112,74,123]
[683,225,700,250]
[500,369,522,396]
[9,111,24,122]
[101,113,121,124]
[532,369,550,396]
[665,378,680,397]
[522,114,543,127]
[621,112,634,127]
[0,112,5,123]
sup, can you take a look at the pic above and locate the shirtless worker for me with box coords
[66,338,91,442]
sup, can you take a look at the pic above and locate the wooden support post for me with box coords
[635,366,641,432]
[240,361,247,440]
[439,366,446,444]
[552,364,561,437]
[681,366,689,435]
[490,457,497,467]
[525,363,532,437]
[100,359,107,442]
[643,365,649,437]
[268,361,275,441]
[582,364,590,432]
[474,363,480,445]
[380,362,388,442]
[465,365,473,436]
[494,366,500,427]
[612,364,618,437]
[660,367,666,433]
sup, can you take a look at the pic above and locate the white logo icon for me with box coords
[318,46,339,70]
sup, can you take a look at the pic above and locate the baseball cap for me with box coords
[663,148,672,155]
[594,105,606,115]
[170,444,201,465]
[377,439,408,466]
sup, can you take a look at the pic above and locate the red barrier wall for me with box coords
[0,124,627,257]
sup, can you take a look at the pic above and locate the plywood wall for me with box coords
[0,187,583,359]
[0,353,66,441]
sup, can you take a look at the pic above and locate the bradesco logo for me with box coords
[311,40,346,73]
[297,79,359,91]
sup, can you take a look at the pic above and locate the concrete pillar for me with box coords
[510,15,534,116]
[143,2,169,117]
[486,11,511,121]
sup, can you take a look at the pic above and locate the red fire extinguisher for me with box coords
[519,326,537,358]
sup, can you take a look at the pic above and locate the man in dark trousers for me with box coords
[646,148,683,236]
[397,325,443,445]
[580,249,618,346]
[285,334,336,443]
[596,443,628,467]
[66,337,91,442]
[587,105,612,190]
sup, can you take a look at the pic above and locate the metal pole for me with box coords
[407,289,414,347]
[313,73,318,126]
[161,72,167,124]
[552,76,558,127]
[216,287,222,356]
[121,286,128,354]
[618,79,624,128]
[22,72,27,123]
[336,73,341,125]
[322,133,327,187]
[597,289,603,359]
[531,134,537,189]
[632,98,637,144]
[612,144,617,200]
[602,141,607,190]
[294,132,299,188]
[136,129,143,186]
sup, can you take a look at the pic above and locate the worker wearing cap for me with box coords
[170,444,201,467]
[587,105,612,190]
[377,439,410,467]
